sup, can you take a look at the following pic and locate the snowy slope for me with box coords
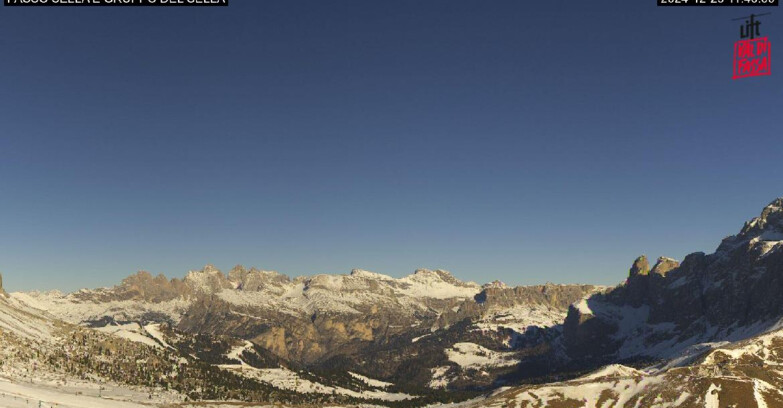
[0,378,156,408]
[445,342,519,370]
[10,290,191,326]
[465,323,783,407]
[0,293,61,342]
[218,365,414,401]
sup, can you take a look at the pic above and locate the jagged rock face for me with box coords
[115,271,191,302]
[477,284,597,310]
[184,264,234,293]
[628,255,649,277]
[650,256,679,276]
[233,267,290,291]
[563,198,783,364]
[483,280,508,289]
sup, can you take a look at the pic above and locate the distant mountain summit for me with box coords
[724,197,783,251]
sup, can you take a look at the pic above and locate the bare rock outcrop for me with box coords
[562,197,783,365]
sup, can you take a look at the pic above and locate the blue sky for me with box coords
[1,1,781,292]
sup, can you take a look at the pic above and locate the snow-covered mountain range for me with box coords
[13,266,596,366]
[3,197,783,407]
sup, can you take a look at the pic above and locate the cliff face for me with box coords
[563,198,783,364]
[477,284,598,309]
[477,201,783,408]
[0,272,6,297]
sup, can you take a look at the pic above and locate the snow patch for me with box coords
[219,366,413,401]
[348,372,393,388]
[94,323,161,349]
[578,364,644,381]
[705,383,721,408]
[445,342,518,370]
[573,298,593,315]
[142,324,173,349]
[224,341,254,366]
[428,366,451,389]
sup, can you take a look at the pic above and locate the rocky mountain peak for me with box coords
[739,197,783,238]
[201,264,222,274]
[760,197,783,220]
[349,269,393,280]
[414,268,446,276]
[185,264,231,293]
[226,267,290,291]
[716,197,783,255]
[628,255,650,277]
[650,256,679,276]
[482,280,508,289]
[412,268,452,281]
[227,265,248,282]
[411,268,477,288]
[111,270,189,302]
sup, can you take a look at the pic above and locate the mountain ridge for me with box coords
[12,264,599,368]
[6,197,783,407]
[562,197,783,365]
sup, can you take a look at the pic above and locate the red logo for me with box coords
[734,37,771,80]
[732,13,771,80]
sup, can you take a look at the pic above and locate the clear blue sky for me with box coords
[1,1,781,292]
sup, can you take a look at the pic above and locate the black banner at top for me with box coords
[658,0,777,5]
[4,0,227,5]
